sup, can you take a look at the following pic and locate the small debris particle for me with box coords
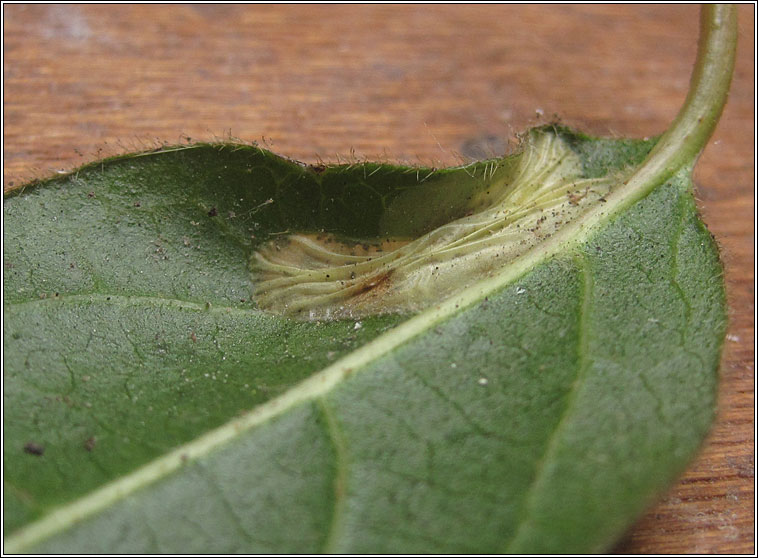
[208,207,218,217]
[190,332,197,343]
[183,237,191,247]
[87,191,95,198]
[451,363,457,369]
[24,442,45,456]
[134,201,141,207]
[84,437,97,452]
[353,321,362,331]
[726,334,740,342]
[516,287,526,294]
[227,211,236,219]
[478,377,489,386]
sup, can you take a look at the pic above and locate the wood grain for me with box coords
[3,5,754,553]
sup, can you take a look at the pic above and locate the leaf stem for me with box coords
[621,5,737,200]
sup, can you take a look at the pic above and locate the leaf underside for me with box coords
[3,127,726,553]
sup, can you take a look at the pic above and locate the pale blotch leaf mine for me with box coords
[252,131,615,320]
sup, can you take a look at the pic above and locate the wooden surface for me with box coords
[3,5,754,554]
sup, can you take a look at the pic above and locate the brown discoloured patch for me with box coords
[567,186,590,206]
[354,269,394,297]
[84,436,97,451]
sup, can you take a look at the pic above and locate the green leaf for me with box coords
[3,5,736,554]
[1,127,726,553]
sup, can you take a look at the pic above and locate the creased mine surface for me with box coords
[252,131,617,319]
